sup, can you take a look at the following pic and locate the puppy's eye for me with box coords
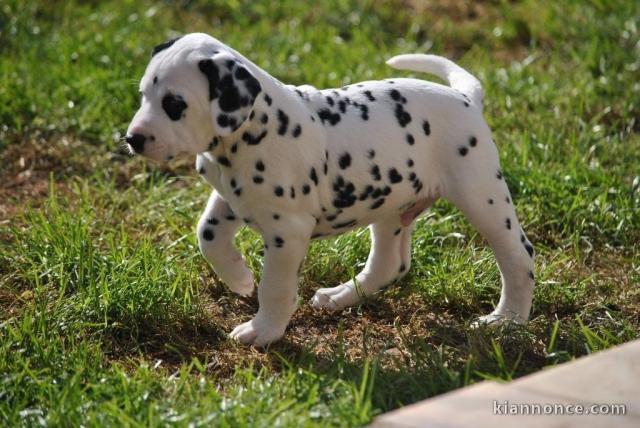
[162,93,188,121]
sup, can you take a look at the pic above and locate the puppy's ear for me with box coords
[198,52,262,136]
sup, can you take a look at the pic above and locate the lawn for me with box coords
[1,0,639,426]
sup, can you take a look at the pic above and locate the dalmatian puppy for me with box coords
[126,33,535,346]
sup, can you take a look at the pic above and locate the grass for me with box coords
[1,0,639,426]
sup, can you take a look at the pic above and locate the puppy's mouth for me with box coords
[122,132,177,162]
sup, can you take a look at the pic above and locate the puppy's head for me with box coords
[125,33,262,161]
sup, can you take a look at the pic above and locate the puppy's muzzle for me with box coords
[125,133,147,154]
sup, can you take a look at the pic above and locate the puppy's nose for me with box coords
[125,133,146,153]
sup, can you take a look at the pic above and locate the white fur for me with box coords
[127,33,535,346]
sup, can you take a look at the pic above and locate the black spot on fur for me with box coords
[234,66,250,80]
[332,176,357,208]
[469,136,477,147]
[234,188,242,197]
[274,186,284,197]
[273,214,280,220]
[198,166,205,175]
[231,143,238,153]
[399,263,406,273]
[253,175,264,184]
[422,120,431,136]
[325,214,338,222]
[217,114,228,127]
[208,138,219,151]
[406,134,415,145]
[153,76,158,85]
[317,108,341,126]
[488,198,494,204]
[310,167,318,185]
[277,109,289,135]
[525,243,534,257]
[290,186,296,199]
[359,185,374,200]
[242,129,268,145]
[202,228,214,241]
[338,100,346,113]
[255,160,265,171]
[225,213,236,221]
[505,196,510,204]
[198,59,220,100]
[497,170,503,179]
[264,94,272,105]
[407,159,414,168]
[274,236,285,248]
[389,89,401,101]
[367,149,375,159]
[162,94,187,121]
[207,217,219,225]
[260,113,269,124]
[217,156,231,167]
[370,165,381,181]
[292,124,302,138]
[332,219,357,229]
[505,218,511,230]
[459,147,468,156]
[326,96,335,106]
[151,36,182,57]
[338,152,352,169]
[394,103,412,127]
[358,103,369,120]
[302,184,311,195]
[394,228,401,236]
[388,168,403,184]
[217,75,242,112]
[363,90,375,101]
[370,198,385,209]
[244,73,261,98]
[528,270,535,280]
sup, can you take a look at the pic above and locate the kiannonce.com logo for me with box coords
[493,400,627,416]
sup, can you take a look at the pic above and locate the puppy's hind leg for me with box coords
[311,218,414,311]
[197,190,255,296]
[442,150,535,323]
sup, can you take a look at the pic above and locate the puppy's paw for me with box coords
[310,283,362,311]
[226,268,255,297]
[472,311,527,329]
[229,318,285,347]
[215,262,255,296]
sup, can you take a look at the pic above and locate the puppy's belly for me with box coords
[310,187,426,239]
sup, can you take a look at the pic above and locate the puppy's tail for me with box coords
[386,54,483,111]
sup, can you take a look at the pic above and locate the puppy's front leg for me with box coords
[230,217,313,346]
[197,190,254,296]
